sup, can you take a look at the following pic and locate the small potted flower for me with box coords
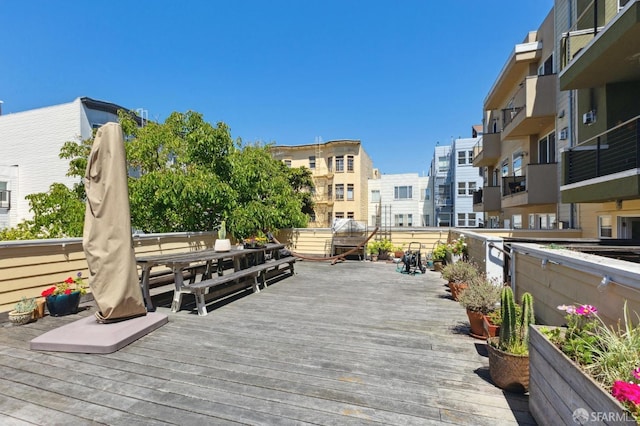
[41,272,87,317]
[8,297,37,325]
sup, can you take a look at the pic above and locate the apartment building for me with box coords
[473,8,560,229]
[0,97,140,229]
[430,144,454,226]
[367,173,432,228]
[558,0,640,238]
[271,140,374,228]
[452,137,484,228]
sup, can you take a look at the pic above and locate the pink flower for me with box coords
[633,368,640,381]
[575,305,598,316]
[612,381,640,405]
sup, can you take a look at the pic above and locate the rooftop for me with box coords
[0,261,533,424]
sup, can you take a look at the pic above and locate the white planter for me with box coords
[214,239,231,252]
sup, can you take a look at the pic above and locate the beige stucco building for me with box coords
[473,8,561,230]
[271,140,375,227]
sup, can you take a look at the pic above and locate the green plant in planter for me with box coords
[14,297,37,314]
[367,239,394,256]
[432,243,448,261]
[496,287,534,355]
[218,221,226,240]
[440,261,479,284]
[457,275,502,315]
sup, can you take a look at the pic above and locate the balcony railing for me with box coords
[0,190,10,209]
[502,175,526,197]
[564,116,640,185]
[472,189,483,205]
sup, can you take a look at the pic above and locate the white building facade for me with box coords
[0,97,138,229]
[429,145,453,227]
[367,173,432,228]
[452,137,484,228]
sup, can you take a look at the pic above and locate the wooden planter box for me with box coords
[529,325,633,425]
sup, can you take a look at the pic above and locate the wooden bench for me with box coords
[172,256,296,316]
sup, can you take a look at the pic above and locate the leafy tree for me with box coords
[227,143,309,239]
[0,109,313,240]
[24,183,85,238]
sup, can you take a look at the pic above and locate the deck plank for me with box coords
[0,261,536,425]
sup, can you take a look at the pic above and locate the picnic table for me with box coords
[136,243,294,315]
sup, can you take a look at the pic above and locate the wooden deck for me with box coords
[0,261,535,425]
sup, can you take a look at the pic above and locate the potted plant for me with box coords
[446,234,467,263]
[41,272,87,317]
[483,308,502,338]
[393,245,405,259]
[530,303,640,424]
[431,242,448,271]
[214,220,231,252]
[440,260,479,301]
[457,275,502,339]
[486,287,534,393]
[8,296,37,325]
[367,239,394,261]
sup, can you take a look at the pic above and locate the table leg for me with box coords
[140,266,156,312]
[171,267,186,312]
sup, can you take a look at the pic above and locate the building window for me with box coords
[458,182,466,195]
[394,186,412,200]
[468,213,476,227]
[284,159,292,167]
[458,213,466,227]
[423,214,430,226]
[421,188,430,201]
[468,150,473,162]
[309,156,316,169]
[438,213,451,227]
[347,184,354,201]
[327,157,333,172]
[327,185,333,200]
[395,214,404,227]
[335,212,344,219]
[335,156,344,172]
[513,153,523,176]
[468,182,476,195]
[501,160,509,177]
[538,132,556,164]
[0,182,8,209]
[458,151,466,165]
[327,211,332,224]
[599,215,613,238]
[438,156,449,172]
[512,214,523,229]
[347,155,354,172]
[347,211,354,219]
[335,184,344,200]
[309,212,316,222]
[371,189,380,203]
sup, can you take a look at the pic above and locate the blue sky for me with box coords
[1,1,553,175]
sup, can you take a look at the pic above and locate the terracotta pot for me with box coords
[482,315,500,338]
[487,337,529,393]
[447,281,468,301]
[466,309,487,339]
[394,250,404,259]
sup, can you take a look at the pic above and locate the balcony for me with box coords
[472,186,501,212]
[501,74,557,140]
[0,190,10,209]
[501,163,559,208]
[472,133,501,167]
[561,116,640,203]
[560,1,640,90]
